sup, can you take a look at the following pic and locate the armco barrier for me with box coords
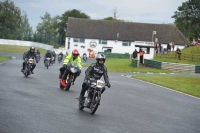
[98,52,130,59]
[132,59,138,67]
[144,59,162,69]
[0,39,66,54]
[140,59,200,73]
[195,65,200,73]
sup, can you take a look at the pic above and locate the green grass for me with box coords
[153,55,200,65]
[0,56,11,63]
[132,75,200,98]
[154,46,200,65]
[181,45,200,54]
[0,45,47,54]
[83,58,173,73]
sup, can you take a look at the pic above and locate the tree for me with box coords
[36,12,60,45]
[19,11,33,40]
[172,0,200,41]
[0,0,32,40]
[58,9,90,45]
[103,17,117,21]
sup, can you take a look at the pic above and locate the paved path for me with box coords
[0,53,200,133]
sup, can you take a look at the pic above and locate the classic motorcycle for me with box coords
[36,54,40,63]
[58,55,62,63]
[45,57,51,69]
[83,54,87,62]
[51,56,55,65]
[60,62,80,91]
[23,58,34,77]
[78,79,105,114]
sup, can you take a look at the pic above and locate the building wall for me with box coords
[65,37,157,59]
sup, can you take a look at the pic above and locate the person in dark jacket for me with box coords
[21,46,37,74]
[44,50,52,64]
[132,49,138,59]
[78,54,111,100]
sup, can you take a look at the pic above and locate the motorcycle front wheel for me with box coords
[90,91,101,114]
[65,76,72,91]
[78,100,85,110]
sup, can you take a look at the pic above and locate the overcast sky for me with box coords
[13,0,187,31]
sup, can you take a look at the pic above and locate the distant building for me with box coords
[65,17,187,59]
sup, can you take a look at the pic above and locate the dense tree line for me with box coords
[0,0,32,40]
[172,0,200,41]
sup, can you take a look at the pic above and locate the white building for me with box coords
[65,18,187,59]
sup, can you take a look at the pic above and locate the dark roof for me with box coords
[66,17,187,45]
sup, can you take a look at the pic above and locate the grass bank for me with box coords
[133,75,200,98]
[83,58,173,73]
[0,56,11,63]
[0,45,47,54]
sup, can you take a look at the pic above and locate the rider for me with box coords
[44,50,52,64]
[36,50,41,59]
[21,46,37,74]
[58,52,64,60]
[52,51,56,63]
[59,49,82,87]
[78,54,111,100]
[83,53,87,60]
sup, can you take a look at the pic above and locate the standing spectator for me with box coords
[194,40,199,46]
[167,43,171,52]
[159,43,162,53]
[132,49,138,59]
[154,42,158,55]
[176,47,181,60]
[172,42,175,51]
[139,49,145,64]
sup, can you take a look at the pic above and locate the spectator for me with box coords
[176,47,181,60]
[139,49,145,64]
[154,42,158,54]
[167,43,171,52]
[194,40,199,46]
[172,42,175,51]
[132,49,138,59]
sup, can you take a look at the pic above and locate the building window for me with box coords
[122,41,131,46]
[99,39,107,45]
[73,38,85,43]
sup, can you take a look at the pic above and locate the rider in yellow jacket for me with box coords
[60,49,82,87]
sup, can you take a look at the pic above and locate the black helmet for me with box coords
[30,46,35,53]
[96,54,106,65]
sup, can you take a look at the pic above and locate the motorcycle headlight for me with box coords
[70,68,77,73]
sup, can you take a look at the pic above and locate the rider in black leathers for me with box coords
[36,50,41,59]
[58,52,63,60]
[78,54,111,100]
[44,50,52,64]
[21,46,37,74]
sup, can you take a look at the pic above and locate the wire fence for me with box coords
[157,52,200,62]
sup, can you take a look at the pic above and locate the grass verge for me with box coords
[0,56,11,63]
[132,75,200,98]
[83,58,173,73]
[0,45,47,54]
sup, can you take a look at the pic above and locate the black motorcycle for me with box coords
[23,58,34,77]
[58,55,62,63]
[78,79,105,114]
[83,54,87,62]
[51,56,55,65]
[45,57,51,69]
[36,54,40,63]
[60,62,80,91]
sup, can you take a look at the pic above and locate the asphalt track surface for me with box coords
[0,53,200,133]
